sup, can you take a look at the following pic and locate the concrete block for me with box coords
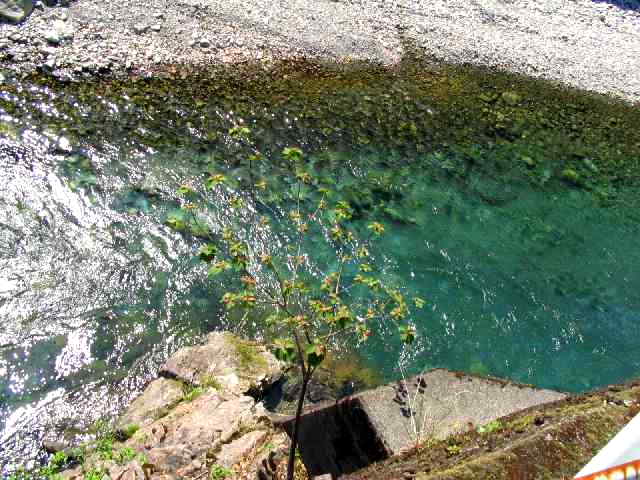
[276,368,567,477]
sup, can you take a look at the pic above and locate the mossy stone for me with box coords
[500,91,521,106]
[561,168,580,184]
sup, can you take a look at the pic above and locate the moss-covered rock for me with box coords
[159,331,283,396]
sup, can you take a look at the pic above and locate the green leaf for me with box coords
[305,343,326,368]
[208,260,231,276]
[205,174,227,189]
[399,324,417,344]
[166,215,187,231]
[414,297,426,309]
[230,197,245,209]
[273,339,297,364]
[177,185,196,196]
[477,420,503,434]
[368,222,385,236]
[282,147,304,163]
[198,244,218,262]
[229,126,251,139]
[222,292,239,309]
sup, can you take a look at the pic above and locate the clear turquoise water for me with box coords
[1,69,639,472]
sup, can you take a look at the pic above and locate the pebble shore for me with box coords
[1,1,639,100]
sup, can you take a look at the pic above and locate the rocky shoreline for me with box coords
[37,332,640,480]
[1,0,640,104]
[53,332,290,480]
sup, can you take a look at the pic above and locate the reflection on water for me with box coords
[1,66,640,472]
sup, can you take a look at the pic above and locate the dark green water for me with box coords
[1,60,639,473]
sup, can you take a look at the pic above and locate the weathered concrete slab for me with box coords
[277,368,567,477]
[343,381,640,480]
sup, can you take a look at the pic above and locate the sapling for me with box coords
[174,128,423,480]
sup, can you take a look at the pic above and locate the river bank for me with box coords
[19,331,640,480]
[1,0,639,104]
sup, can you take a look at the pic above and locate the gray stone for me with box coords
[117,377,185,430]
[217,430,268,468]
[109,460,146,480]
[0,0,33,23]
[159,332,283,396]
[44,30,61,44]
[276,368,567,477]
[55,136,71,152]
[132,23,148,35]
[44,20,73,45]
[145,445,196,474]
[127,391,256,452]
[124,391,261,477]
[9,33,26,43]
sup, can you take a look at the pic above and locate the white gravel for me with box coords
[1,0,639,103]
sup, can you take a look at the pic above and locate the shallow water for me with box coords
[1,63,639,472]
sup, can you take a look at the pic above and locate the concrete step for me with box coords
[275,368,567,478]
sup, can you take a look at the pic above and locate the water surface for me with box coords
[1,61,639,472]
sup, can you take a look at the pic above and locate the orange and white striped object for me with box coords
[575,412,640,480]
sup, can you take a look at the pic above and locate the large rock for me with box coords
[159,332,283,396]
[217,430,268,468]
[61,332,284,480]
[117,377,185,430]
[0,0,33,23]
[276,368,567,477]
[126,391,262,474]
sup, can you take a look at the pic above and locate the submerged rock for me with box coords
[500,90,522,106]
[561,168,581,185]
[0,0,33,23]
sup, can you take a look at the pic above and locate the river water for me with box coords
[1,61,639,472]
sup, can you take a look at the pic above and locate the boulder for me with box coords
[159,332,283,396]
[0,0,33,23]
[109,460,146,480]
[165,394,255,448]
[276,368,567,477]
[126,391,261,474]
[145,445,197,475]
[117,377,185,430]
[217,430,269,468]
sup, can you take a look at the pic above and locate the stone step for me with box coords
[275,368,567,478]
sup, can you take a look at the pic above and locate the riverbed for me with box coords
[1,59,639,472]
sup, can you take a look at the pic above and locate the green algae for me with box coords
[1,55,638,202]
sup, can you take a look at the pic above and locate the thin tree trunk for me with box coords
[287,369,310,480]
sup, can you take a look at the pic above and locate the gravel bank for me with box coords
[1,0,639,103]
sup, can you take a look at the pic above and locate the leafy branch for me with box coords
[170,128,424,480]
